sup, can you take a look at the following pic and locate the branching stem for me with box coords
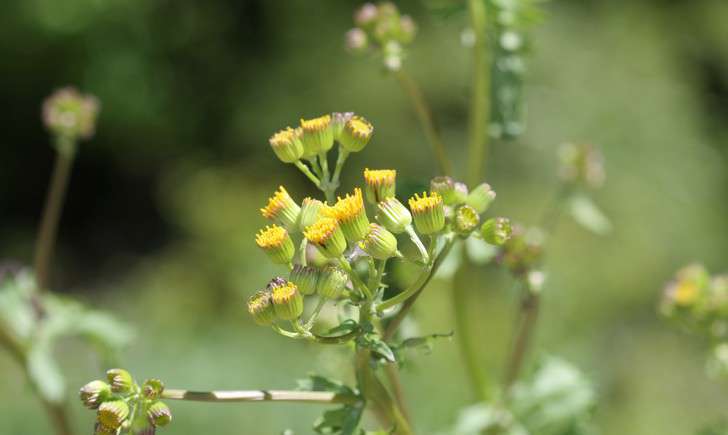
[162,389,358,405]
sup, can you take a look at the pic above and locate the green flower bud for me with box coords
[270,278,304,320]
[398,15,417,44]
[106,368,133,394]
[305,242,330,267]
[317,266,348,299]
[345,29,369,53]
[359,223,399,260]
[298,197,324,232]
[339,116,374,153]
[261,186,301,233]
[305,217,348,258]
[466,183,496,213]
[354,3,378,29]
[481,217,512,246]
[142,379,165,400]
[42,87,100,145]
[363,168,396,204]
[289,264,320,296]
[79,380,111,409]
[409,192,445,235]
[326,188,370,242]
[376,197,412,234]
[247,290,276,325]
[147,401,172,427]
[331,112,354,141]
[454,205,480,235]
[300,115,334,157]
[97,400,130,430]
[269,127,304,163]
[430,177,467,206]
[255,225,295,265]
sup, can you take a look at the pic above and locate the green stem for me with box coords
[34,140,77,291]
[271,324,358,344]
[394,69,451,176]
[304,298,327,329]
[294,160,321,187]
[466,0,491,185]
[162,388,358,405]
[405,225,429,263]
[332,147,350,188]
[318,152,331,182]
[503,291,540,390]
[338,257,373,300]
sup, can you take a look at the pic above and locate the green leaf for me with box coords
[358,334,396,363]
[395,331,454,355]
[297,374,358,399]
[567,194,611,236]
[325,319,359,336]
[0,271,38,341]
[313,404,364,435]
[26,336,65,404]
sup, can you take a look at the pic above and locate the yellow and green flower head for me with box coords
[289,264,320,296]
[298,197,324,232]
[454,205,480,235]
[339,115,374,153]
[42,87,100,143]
[255,225,295,265]
[481,217,512,246]
[317,266,348,299]
[260,186,301,232]
[79,380,111,409]
[97,400,130,430]
[147,401,173,427]
[304,217,347,258]
[325,188,370,242]
[331,112,354,140]
[408,192,445,235]
[269,127,304,163]
[376,197,411,234]
[247,290,276,325]
[269,277,304,320]
[300,114,334,157]
[106,368,133,393]
[359,223,398,260]
[466,183,496,213]
[363,168,396,204]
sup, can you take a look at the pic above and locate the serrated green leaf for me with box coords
[358,335,396,363]
[567,194,611,236]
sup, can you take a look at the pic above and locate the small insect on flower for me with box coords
[269,278,304,320]
[359,223,399,260]
[256,225,295,265]
[363,168,396,204]
[261,186,301,232]
[97,400,130,430]
[408,192,445,235]
[300,115,335,157]
[339,116,374,153]
[304,217,348,258]
[269,127,304,163]
[247,290,276,325]
[325,188,370,242]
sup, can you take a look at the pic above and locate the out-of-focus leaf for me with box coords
[698,421,728,435]
[26,336,65,404]
[395,331,454,355]
[313,404,364,435]
[325,319,359,336]
[434,242,462,280]
[297,374,358,400]
[0,271,37,341]
[466,236,497,265]
[567,194,612,236]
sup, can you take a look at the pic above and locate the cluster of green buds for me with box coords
[346,2,417,71]
[42,87,100,155]
[79,369,171,434]
[558,143,605,189]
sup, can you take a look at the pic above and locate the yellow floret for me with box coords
[364,168,396,187]
[255,225,288,248]
[261,186,293,219]
[304,217,339,244]
[408,191,443,214]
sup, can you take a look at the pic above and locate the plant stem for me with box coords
[162,389,358,405]
[338,257,372,300]
[394,69,452,176]
[304,298,327,329]
[331,147,349,188]
[34,140,76,291]
[466,0,491,186]
[405,225,429,263]
[503,291,540,389]
[294,160,321,187]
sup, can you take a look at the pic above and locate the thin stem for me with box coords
[466,0,491,185]
[318,152,331,182]
[384,364,412,426]
[405,225,429,263]
[294,160,321,187]
[34,140,77,291]
[162,389,358,405]
[338,257,372,300]
[503,291,540,389]
[332,147,350,187]
[272,323,358,344]
[394,69,452,176]
[304,298,327,329]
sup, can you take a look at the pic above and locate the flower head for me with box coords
[106,368,133,393]
[289,264,320,296]
[454,205,480,235]
[42,87,100,146]
[359,223,399,260]
[481,217,512,245]
[298,197,324,232]
[325,188,370,242]
[256,225,295,264]
[376,197,411,234]
[269,127,304,163]
[363,168,396,204]
[97,400,130,430]
[269,278,304,320]
[317,266,348,299]
[79,380,111,409]
[247,290,276,325]
[339,116,374,153]
[261,186,301,232]
[147,401,173,427]
[300,115,334,157]
[408,192,445,235]
[304,217,347,258]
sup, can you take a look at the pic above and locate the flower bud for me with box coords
[398,15,417,44]
[298,197,324,232]
[498,225,543,276]
[339,116,374,153]
[269,127,304,163]
[147,401,172,427]
[359,224,398,260]
[331,112,354,141]
[142,379,165,400]
[466,183,496,213]
[325,188,370,242]
[261,186,301,232]
[42,87,100,145]
[558,143,605,189]
[300,115,334,157]
[376,198,411,234]
[106,368,133,394]
[481,217,512,246]
[661,264,711,313]
[454,205,480,235]
[289,264,320,296]
[408,192,445,235]
[430,176,467,206]
[317,266,348,299]
[345,28,369,53]
[247,290,276,325]
[79,380,111,409]
[354,3,378,29]
[304,217,347,258]
[256,225,295,265]
[269,278,304,320]
[97,400,130,430]
[363,168,396,204]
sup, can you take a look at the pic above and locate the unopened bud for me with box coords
[466,183,496,213]
[317,266,348,299]
[339,116,374,153]
[430,176,467,206]
[481,217,512,246]
[376,197,411,234]
[42,87,100,146]
[142,379,165,400]
[354,3,379,29]
[147,401,172,427]
[345,28,369,53]
[79,380,111,409]
[398,15,417,44]
[289,264,320,296]
[331,112,354,141]
[269,127,304,163]
[300,115,334,157]
[359,223,399,260]
[298,197,324,232]
[363,168,397,204]
[106,368,133,394]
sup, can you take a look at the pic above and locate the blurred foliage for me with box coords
[1,0,728,434]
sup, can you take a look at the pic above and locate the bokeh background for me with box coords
[1,0,727,434]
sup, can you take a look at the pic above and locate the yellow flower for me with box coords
[270,279,304,320]
[408,192,445,235]
[300,114,334,157]
[324,188,370,242]
[304,217,347,258]
[363,168,396,204]
[261,186,301,232]
[255,225,295,264]
[674,281,698,306]
[269,127,303,163]
[339,116,374,152]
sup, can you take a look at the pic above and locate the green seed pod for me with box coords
[481,217,512,246]
[79,380,111,409]
[106,368,133,394]
[270,278,304,320]
[454,205,480,235]
[300,115,334,157]
[339,116,374,153]
[147,401,172,427]
[255,225,295,265]
[317,266,348,299]
[269,127,304,164]
[97,400,130,430]
[376,197,412,234]
[289,264,320,296]
[359,223,398,260]
[142,379,165,400]
[247,290,276,325]
[298,197,324,232]
[304,217,348,258]
[466,183,496,213]
[409,192,445,235]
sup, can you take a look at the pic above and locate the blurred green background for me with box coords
[1,0,728,434]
